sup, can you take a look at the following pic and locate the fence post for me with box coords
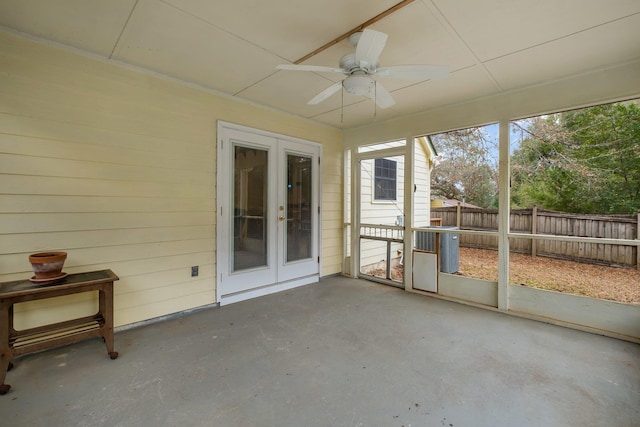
[456,202,461,228]
[531,206,538,258]
[637,210,639,271]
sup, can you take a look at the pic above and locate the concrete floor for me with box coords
[1,277,639,427]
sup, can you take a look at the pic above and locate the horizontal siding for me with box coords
[358,147,432,248]
[360,157,406,225]
[0,88,210,144]
[414,143,431,227]
[13,293,98,330]
[115,276,215,311]
[1,152,210,185]
[357,146,433,270]
[321,139,343,274]
[360,239,403,270]
[116,291,214,326]
[0,133,212,172]
[0,31,342,328]
[2,239,215,280]
[0,114,212,162]
[0,213,213,234]
[0,174,210,198]
[2,225,214,253]
[0,194,212,214]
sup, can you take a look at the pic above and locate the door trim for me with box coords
[216,121,322,305]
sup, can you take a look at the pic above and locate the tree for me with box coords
[510,101,640,214]
[430,126,499,208]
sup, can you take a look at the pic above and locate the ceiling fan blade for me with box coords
[375,65,449,80]
[355,28,388,68]
[276,64,346,74]
[308,82,343,105]
[366,82,395,109]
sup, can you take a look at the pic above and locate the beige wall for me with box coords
[0,32,342,328]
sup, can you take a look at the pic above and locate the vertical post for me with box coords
[386,241,392,280]
[637,210,639,271]
[531,205,538,258]
[350,151,360,278]
[343,150,350,276]
[404,136,415,291]
[497,120,510,311]
[456,202,461,228]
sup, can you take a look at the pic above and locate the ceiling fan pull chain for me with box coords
[341,82,344,124]
[374,81,377,118]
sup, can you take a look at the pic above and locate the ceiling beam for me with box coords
[293,0,415,64]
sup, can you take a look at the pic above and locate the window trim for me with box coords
[373,158,397,201]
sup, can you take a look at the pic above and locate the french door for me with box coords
[217,123,320,305]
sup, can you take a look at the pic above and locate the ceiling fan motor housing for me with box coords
[339,53,378,74]
[343,74,375,96]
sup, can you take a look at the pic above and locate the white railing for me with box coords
[359,223,404,242]
[359,223,404,283]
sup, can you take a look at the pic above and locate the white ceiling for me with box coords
[1,0,639,129]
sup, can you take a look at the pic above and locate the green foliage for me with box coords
[430,127,499,208]
[510,101,640,214]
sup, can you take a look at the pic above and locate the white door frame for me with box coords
[350,145,407,283]
[216,122,322,305]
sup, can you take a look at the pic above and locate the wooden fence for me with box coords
[430,207,639,268]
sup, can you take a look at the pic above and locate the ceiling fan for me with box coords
[276,28,448,109]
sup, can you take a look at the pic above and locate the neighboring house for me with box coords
[359,137,437,271]
[431,198,481,209]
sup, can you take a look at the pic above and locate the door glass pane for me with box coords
[286,154,312,262]
[233,145,268,272]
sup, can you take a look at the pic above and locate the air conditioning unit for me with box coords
[414,226,459,274]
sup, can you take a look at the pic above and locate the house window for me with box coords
[374,158,397,201]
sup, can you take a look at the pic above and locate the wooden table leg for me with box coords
[99,286,118,360]
[0,356,11,395]
[0,301,13,394]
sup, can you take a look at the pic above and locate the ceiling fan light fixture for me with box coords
[276,28,448,109]
[343,75,374,96]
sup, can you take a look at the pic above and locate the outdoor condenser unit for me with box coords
[415,226,459,274]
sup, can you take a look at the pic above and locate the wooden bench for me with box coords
[0,269,119,394]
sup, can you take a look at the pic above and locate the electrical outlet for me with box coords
[191,266,199,277]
